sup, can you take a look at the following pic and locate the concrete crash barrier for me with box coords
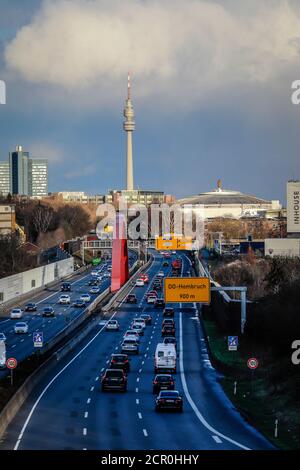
[102,255,153,314]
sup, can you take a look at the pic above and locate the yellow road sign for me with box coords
[164,277,211,304]
[155,236,193,251]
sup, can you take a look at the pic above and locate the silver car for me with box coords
[14,322,29,334]
[121,338,139,355]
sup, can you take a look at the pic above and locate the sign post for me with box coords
[6,357,17,386]
[164,277,211,304]
[247,357,259,394]
[33,331,43,348]
[228,336,239,351]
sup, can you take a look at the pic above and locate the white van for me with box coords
[0,340,6,369]
[155,343,176,374]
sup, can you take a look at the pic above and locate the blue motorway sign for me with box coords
[228,336,238,351]
[33,331,43,348]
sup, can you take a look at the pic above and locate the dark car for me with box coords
[163,261,169,267]
[163,307,174,317]
[42,306,55,317]
[155,390,183,412]
[126,294,137,304]
[101,369,127,392]
[154,299,165,309]
[153,374,175,394]
[25,302,37,312]
[162,325,175,337]
[110,354,130,373]
[73,299,86,308]
[88,279,99,286]
[61,282,71,292]
[163,336,177,349]
[162,319,175,327]
[140,313,152,325]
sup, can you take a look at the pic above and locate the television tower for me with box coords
[123,73,135,191]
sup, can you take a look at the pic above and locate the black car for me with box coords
[162,325,175,337]
[153,284,162,292]
[88,279,99,286]
[101,369,127,392]
[154,299,165,309]
[163,307,174,317]
[140,313,152,325]
[73,299,86,308]
[110,354,130,372]
[42,306,55,317]
[126,294,137,304]
[163,261,169,267]
[162,319,175,328]
[25,302,37,312]
[163,336,177,349]
[61,282,71,292]
[153,374,175,394]
[155,390,183,412]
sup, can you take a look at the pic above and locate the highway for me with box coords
[0,251,273,450]
[0,252,137,380]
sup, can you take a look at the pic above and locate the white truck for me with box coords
[155,343,176,374]
[0,340,6,369]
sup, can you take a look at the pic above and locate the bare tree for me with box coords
[32,205,54,234]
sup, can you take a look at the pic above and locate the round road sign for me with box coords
[6,358,17,369]
[247,357,259,370]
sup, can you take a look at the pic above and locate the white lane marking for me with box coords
[13,258,157,450]
[100,368,104,373]
[143,429,148,437]
[84,412,88,419]
[136,377,140,382]
[90,386,94,392]
[95,376,99,381]
[138,413,142,419]
[20,339,24,342]
[178,311,250,450]
[135,388,139,393]
[83,428,87,436]
[11,344,16,348]
[144,354,147,358]
[87,398,91,404]
[115,346,118,350]
[136,399,140,405]
[146,347,149,351]
[212,435,222,444]
[142,361,144,365]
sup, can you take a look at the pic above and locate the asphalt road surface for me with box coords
[0,251,273,450]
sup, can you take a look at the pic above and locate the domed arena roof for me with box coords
[178,184,271,206]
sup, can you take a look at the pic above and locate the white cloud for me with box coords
[29,142,64,163]
[65,164,94,179]
[4,0,300,109]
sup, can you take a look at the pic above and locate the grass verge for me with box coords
[203,318,300,450]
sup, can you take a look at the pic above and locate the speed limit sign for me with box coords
[6,358,17,369]
[247,357,259,370]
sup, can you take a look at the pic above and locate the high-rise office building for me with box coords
[29,158,48,197]
[9,146,30,195]
[0,146,49,197]
[0,162,10,196]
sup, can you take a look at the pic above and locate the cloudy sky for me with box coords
[0,0,300,203]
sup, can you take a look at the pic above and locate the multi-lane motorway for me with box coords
[0,253,137,380]
[0,251,273,450]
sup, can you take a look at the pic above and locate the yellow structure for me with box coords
[164,277,211,304]
[155,235,193,251]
